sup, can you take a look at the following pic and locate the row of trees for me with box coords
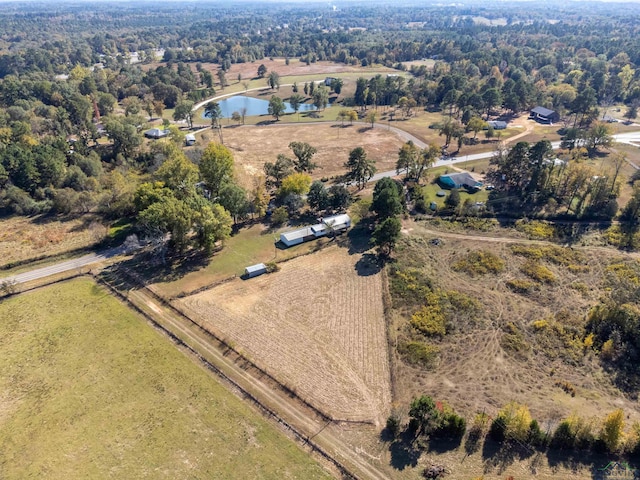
[388,397,637,458]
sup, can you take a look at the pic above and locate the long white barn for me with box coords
[279,214,351,247]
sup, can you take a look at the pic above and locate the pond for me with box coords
[203,95,317,119]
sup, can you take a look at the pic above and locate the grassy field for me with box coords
[362,223,640,478]
[390,222,640,423]
[0,278,332,480]
[178,245,391,424]
[0,214,108,270]
[146,221,345,298]
[215,122,405,189]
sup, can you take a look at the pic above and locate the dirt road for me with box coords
[113,278,392,480]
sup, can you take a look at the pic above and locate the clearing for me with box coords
[0,214,108,270]
[178,246,391,424]
[391,221,640,423]
[217,123,405,189]
[0,278,332,480]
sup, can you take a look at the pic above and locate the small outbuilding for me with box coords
[322,213,351,231]
[529,106,560,124]
[487,120,508,130]
[245,263,267,278]
[438,172,483,190]
[144,128,169,139]
[185,133,196,146]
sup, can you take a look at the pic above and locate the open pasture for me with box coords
[0,278,331,480]
[0,215,107,270]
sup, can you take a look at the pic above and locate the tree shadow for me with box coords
[481,439,536,475]
[388,430,423,471]
[545,447,603,477]
[344,223,372,254]
[116,247,213,286]
[256,119,278,126]
[464,430,484,456]
[354,253,382,276]
[427,436,463,453]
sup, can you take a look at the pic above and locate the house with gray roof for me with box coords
[530,106,560,124]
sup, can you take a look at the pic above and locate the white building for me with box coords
[279,214,351,248]
[245,263,267,278]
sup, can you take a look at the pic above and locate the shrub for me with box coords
[554,380,576,397]
[411,296,447,337]
[388,267,432,308]
[414,197,428,214]
[506,279,537,294]
[510,244,586,267]
[452,250,505,276]
[270,206,288,226]
[521,260,556,283]
[265,262,280,273]
[528,419,548,447]
[386,411,402,438]
[399,341,438,368]
[500,322,531,357]
[570,282,589,294]
[515,220,556,239]
[600,409,625,453]
[489,402,533,443]
[551,414,596,450]
[438,409,467,439]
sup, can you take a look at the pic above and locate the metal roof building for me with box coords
[438,172,483,190]
[279,214,351,248]
[245,263,267,278]
[530,106,560,124]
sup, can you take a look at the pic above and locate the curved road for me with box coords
[195,114,640,183]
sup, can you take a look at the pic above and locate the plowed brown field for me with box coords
[178,247,391,424]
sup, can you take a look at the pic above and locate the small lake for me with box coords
[203,95,317,118]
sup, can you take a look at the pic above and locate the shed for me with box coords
[529,106,559,124]
[185,133,196,146]
[487,120,507,130]
[144,128,169,139]
[245,263,267,278]
[438,172,483,190]
[324,77,337,86]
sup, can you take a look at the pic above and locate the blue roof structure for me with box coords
[439,173,483,190]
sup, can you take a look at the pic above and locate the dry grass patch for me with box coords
[178,246,391,423]
[0,215,107,269]
[220,123,405,189]
[389,226,640,433]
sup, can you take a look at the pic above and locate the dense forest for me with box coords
[2,1,640,238]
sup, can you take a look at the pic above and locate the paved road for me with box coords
[369,131,640,183]
[1,246,127,285]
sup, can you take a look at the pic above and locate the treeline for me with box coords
[389,395,640,463]
[487,139,622,220]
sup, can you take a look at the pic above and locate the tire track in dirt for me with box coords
[178,249,391,425]
[107,281,392,480]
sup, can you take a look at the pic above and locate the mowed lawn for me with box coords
[0,278,331,480]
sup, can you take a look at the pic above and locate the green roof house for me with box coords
[438,172,483,190]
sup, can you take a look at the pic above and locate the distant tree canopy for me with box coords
[1,0,639,228]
